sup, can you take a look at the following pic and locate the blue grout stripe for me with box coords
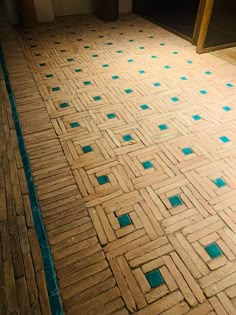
[0,46,63,315]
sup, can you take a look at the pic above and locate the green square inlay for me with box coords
[77,38,83,41]
[112,75,119,80]
[200,90,207,94]
[125,89,133,94]
[102,64,109,68]
[59,102,69,108]
[154,82,161,87]
[67,58,74,62]
[192,115,202,121]
[226,83,234,88]
[118,214,132,228]
[139,46,145,50]
[182,147,193,155]
[142,161,154,170]
[84,46,90,49]
[213,178,227,188]
[205,71,212,75]
[98,35,104,38]
[35,53,41,56]
[129,39,134,42]
[187,60,193,64]
[82,145,93,153]
[54,42,60,44]
[107,113,116,119]
[139,70,146,74]
[164,65,171,69]
[46,74,53,78]
[92,54,98,58]
[70,122,80,128]
[169,195,183,207]
[173,51,179,54]
[107,42,113,45]
[146,269,164,288]
[52,87,60,92]
[205,243,222,259]
[128,59,134,63]
[75,68,82,73]
[181,76,187,81]
[151,55,157,58]
[123,134,133,142]
[39,63,46,67]
[220,136,230,143]
[83,81,91,86]
[160,43,165,46]
[158,124,168,131]
[60,49,67,52]
[171,97,179,102]
[97,175,110,185]
[93,96,102,101]
[116,50,123,54]
[140,104,149,110]
[223,106,231,111]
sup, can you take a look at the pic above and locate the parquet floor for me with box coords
[2,13,236,315]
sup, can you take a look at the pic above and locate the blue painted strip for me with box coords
[0,46,63,315]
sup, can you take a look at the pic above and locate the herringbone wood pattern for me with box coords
[2,13,236,315]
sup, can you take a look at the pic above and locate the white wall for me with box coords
[34,0,54,22]
[119,0,132,13]
[53,0,93,16]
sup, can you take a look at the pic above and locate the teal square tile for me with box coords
[70,122,80,128]
[75,68,82,73]
[98,35,104,38]
[84,46,90,49]
[107,42,113,45]
[171,97,179,102]
[151,55,157,59]
[93,96,102,101]
[205,243,222,259]
[213,178,227,188]
[173,51,179,54]
[142,161,154,169]
[128,59,134,63]
[82,145,93,153]
[92,54,99,58]
[118,214,132,228]
[145,269,164,288]
[192,115,202,121]
[125,89,133,94]
[117,50,123,54]
[67,58,74,62]
[112,75,119,80]
[52,87,60,92]
[220,136,230,143]
[169,195,183,207]
[129,39,134,42]
[200,90,207,94]
[140,104,149,110]
[123,134,133,142]
[59,102,69,108]
[180,76,187,81]
[182,147,193,155]
[46,74,53,78]
[205,71,212,75]
[39,63,46,67]
[139,46,145,50]
[97,175,110,185]
[164,65,171,69]
[102,64,109,68]
[160,43,165,46]
[223,106,231,111]
[226,83,234,88]
[158,124,168,131]
[83,81,91,86]
[35,53,41,56]
[153,82,161,87]
[107,113,116,119]
[60,49,67,52]
[187,60,193,64]
[139,70,146,74]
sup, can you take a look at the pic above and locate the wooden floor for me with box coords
[1,13,236,315]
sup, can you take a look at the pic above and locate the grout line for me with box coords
[0,46,64,315]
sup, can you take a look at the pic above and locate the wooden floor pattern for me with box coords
[2,13,236,314]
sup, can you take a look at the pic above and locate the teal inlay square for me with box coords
[102,64,109,68]
[82,145,93,153]
[125,89,133,94]
[75,68,82,73]
[192,115,202,121]
[107,113,116,119]
[173,51,179,54]
[151,55,157,59]
[169,195,183,207]
[145,269,164,288]
[220,136,230,143]
[98,35,104,38]
[123,134,133,142]
[142,161,154,170]
[139,70,146,74]
[158,124,168,131]
[112,75,119,80]
[182,147,193,155]
[180,76,187,81]
[52,87,60,92]
[107,42,113,45]
[117,50,123,54]
[140,104,149,110]
[171,97,179,102]
[35,53,41,56]
[46,74,53,78]
[84,46,90,49]
[128,59,134,63]
[59,102,69,109]
[164,65,171,69]
[213,178,227,188]
[187,60,193,64]
[93,96,102,101]
[70,122,80,128]
[139,46,145,50]
[92,54,99,58]
[160,43,165,46]
[205,71,212,75]
[67,58,74,62]
[223,106,231,111]
[226,83,234,88]
[205,243,222,259]
[60,49,67,52]
[118,214,132,228]
[200,90,207,94]
[154,82,161,87]
[39,63,46,67]
[97,175,110,185]
[129,39,134,42]
[83,81,91,86]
